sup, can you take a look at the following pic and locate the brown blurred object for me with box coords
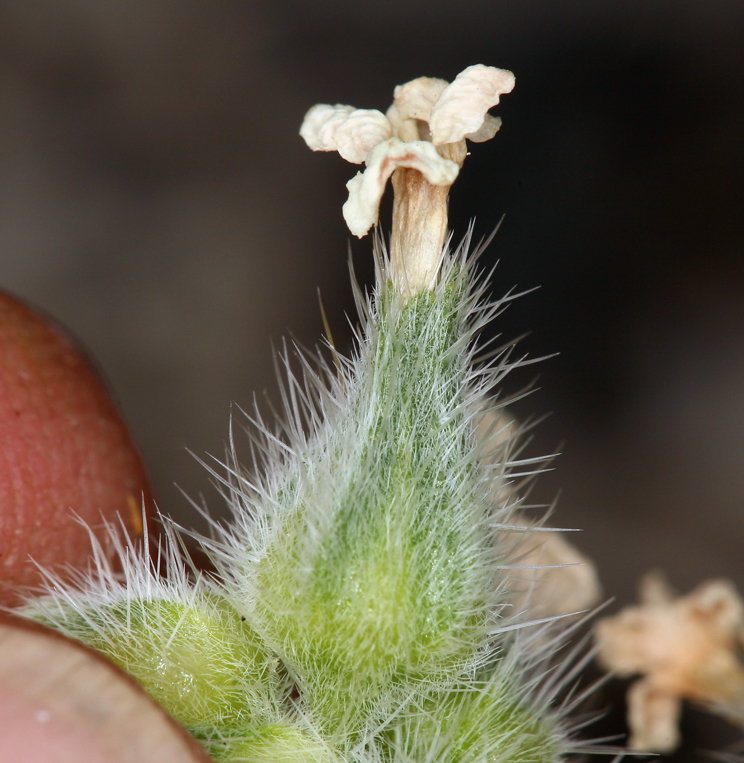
[0,612,213,762]
[0,291,152,606]
[595,572,744,753]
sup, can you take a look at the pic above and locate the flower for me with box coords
[594,572,744,753]
[300,64,515,239]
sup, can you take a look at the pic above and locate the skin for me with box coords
[0,613,213,763]
[0,290,152,606]
[0,291,203,761]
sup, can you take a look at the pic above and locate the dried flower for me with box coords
[594,572,744,752]
[475,410,601,619]
[300,64,515,300]
[507,524,601,619]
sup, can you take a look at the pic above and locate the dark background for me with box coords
[1,1,742,757]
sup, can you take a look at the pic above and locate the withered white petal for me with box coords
[333,109,393,163]
[393,76,448,123]
[429,64,516,145]
[299,105,391,164]
[385,103,419,143]
[343,138,459,238]
[465,114,503,143]
[300,104,355,151]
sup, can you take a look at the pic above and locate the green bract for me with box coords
[74,596,274,734]
[246,280,497,732]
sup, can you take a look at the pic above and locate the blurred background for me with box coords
[0,1,742,756]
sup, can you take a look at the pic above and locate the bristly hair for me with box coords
[18,226,604,763]
[193,228,577,745]
[20,513,195,622]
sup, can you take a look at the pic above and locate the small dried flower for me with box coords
[300,64,515,300]
[594,572,744,753]
[475,410,602,619]
[508,525,601,619]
